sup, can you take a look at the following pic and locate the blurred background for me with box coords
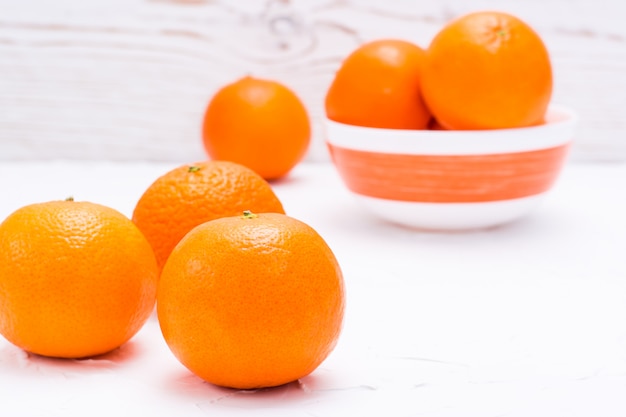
[0,0,624,163]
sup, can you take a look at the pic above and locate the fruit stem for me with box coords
[242,210,258,219]
[65,196,74,202]
[188,166,201,173]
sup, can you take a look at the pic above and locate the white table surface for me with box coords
[1,160,625,416]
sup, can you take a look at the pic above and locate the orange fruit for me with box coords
[421,11,553,130]
[132,160,285,271]
[202,76,311,180]
[325,39,431,130]
[157,211,345,389]
[0,199,158,359]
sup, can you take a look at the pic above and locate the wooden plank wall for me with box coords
[0,0,624,162]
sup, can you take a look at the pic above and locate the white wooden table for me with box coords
[0,160,625,416]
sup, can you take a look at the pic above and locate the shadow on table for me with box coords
[159,366,375,412]
[0,338,144,376]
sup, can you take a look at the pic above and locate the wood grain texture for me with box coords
[0,0,624,162]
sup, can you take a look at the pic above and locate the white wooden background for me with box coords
[0,0,624,162]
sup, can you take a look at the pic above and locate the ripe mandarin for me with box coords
[202,76,311,180]
[325,39,431,129]
[132,160,285,271]
[0,199,158,358]
[157,211,345,389]
[421,11,553,130]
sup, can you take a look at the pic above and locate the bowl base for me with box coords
[354,193,547,231]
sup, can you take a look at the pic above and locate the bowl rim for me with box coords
[325,104,578,155]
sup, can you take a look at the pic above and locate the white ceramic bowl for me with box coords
[325,105,578,230]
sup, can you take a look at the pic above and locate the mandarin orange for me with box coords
[0,199,158,358]
[202,76,311,180]
[132,161,285,271]
[157,211,345,389]
[421,11,553,130]
[325,39,431,129]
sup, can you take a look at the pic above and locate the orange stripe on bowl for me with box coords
[328,144,570,203]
